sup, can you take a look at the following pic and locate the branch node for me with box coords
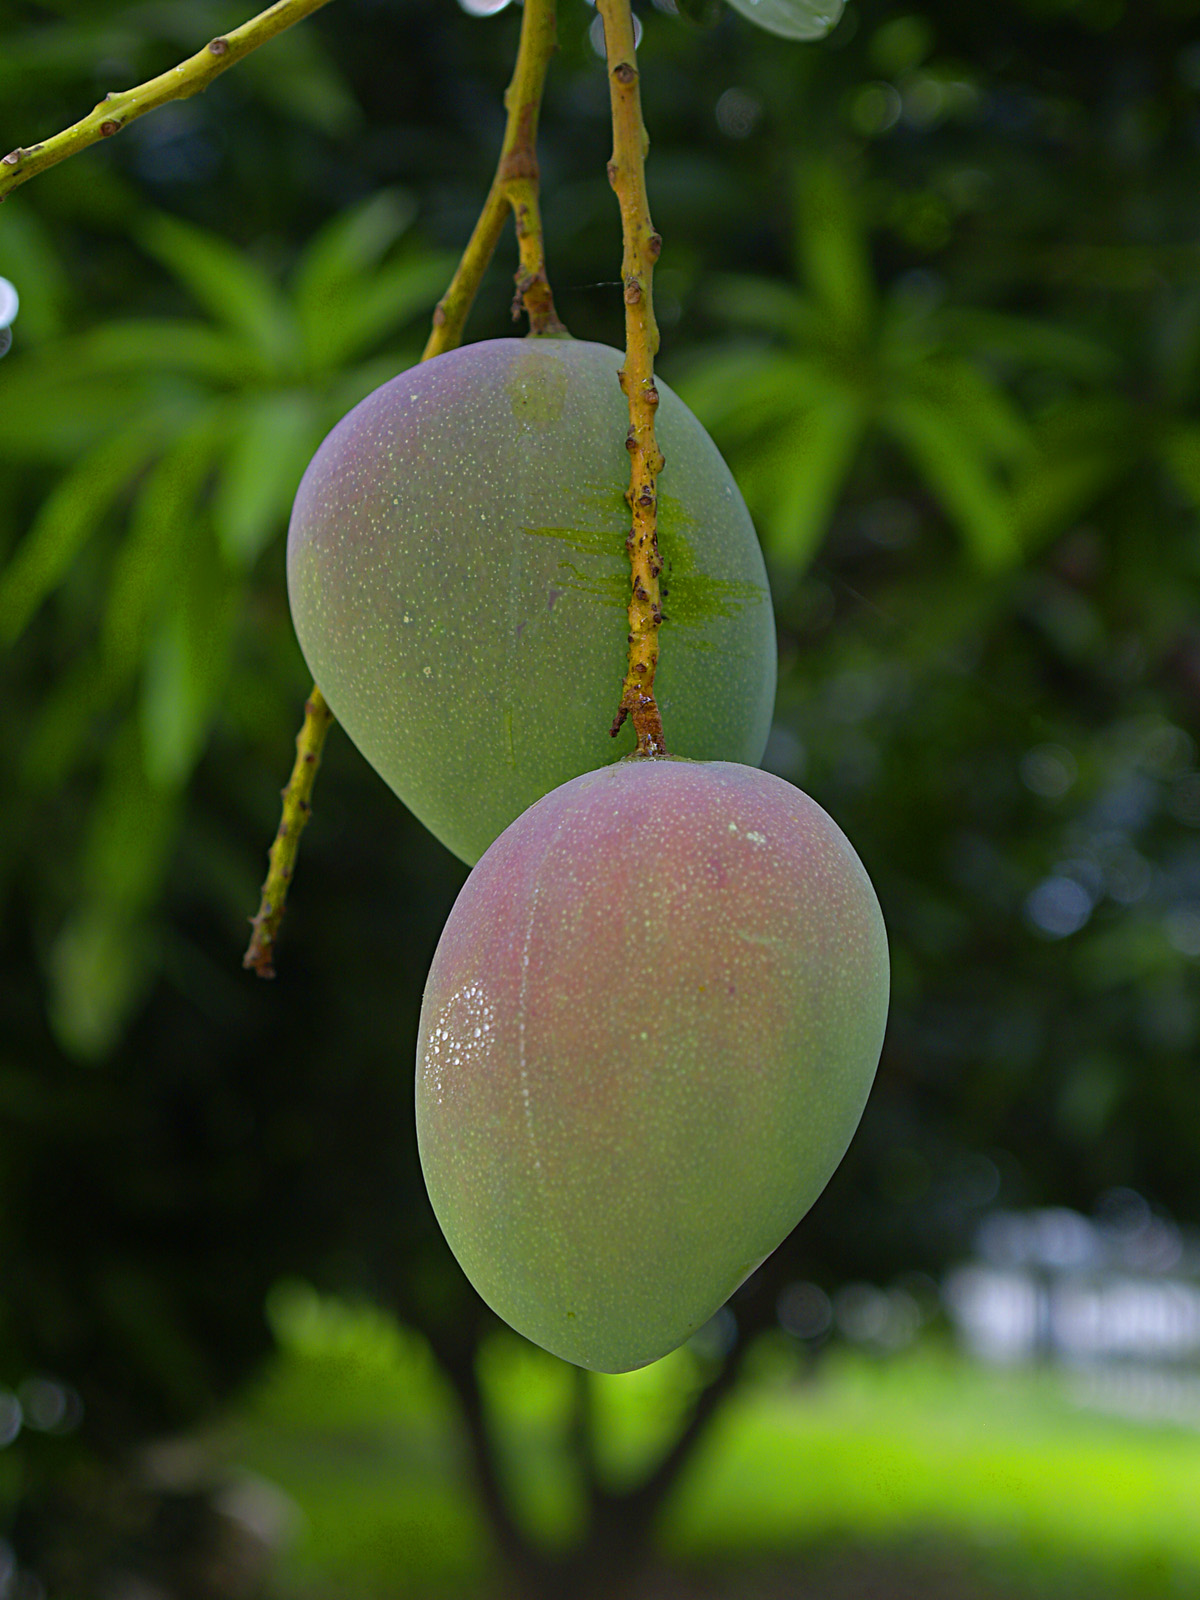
[208,36,231,55]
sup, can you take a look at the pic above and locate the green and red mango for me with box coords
[415,757,889,1372]
[286,335,776,864]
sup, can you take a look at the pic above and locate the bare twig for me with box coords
[423,0,563,358]
[0,0,336,202]
[250,0,562,972]
[243,688,333,978]
[595,0,667,756]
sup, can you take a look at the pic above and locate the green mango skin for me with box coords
[415,758,889,1373]
[286,337,776,865]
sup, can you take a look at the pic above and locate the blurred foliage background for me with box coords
[2,0,1200,1595]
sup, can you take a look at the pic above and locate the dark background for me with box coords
[1,0,1199,1594]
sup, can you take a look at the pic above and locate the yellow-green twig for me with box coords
[424,0,563,358]
[0,0,336,203]
[595,0,667,756]
[243,688,334,979]
[250,0,562,974]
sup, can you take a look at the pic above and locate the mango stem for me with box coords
[0,0,336,202]
[247,0,563,973]
[243,688,334,979]
[424,0,564,356]
[595,0,667,757]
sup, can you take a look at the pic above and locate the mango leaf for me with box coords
[1158,422,1200,512]
[758,387,867,570]
[904,356,1033,466]
[884,392,1021,569]
[102,411,226,685]
[70,319,268,385]
[47,723,180,1060]
[700,274,824,345]
[794,158,875,341]
[724,0,844,42]
[673,346,838,439]
[1013,396,1139,549]
[0,355,172,462]
[1014,451,1127,551]
[140,528,239,788]
[932,307,1119,381]
[0,415,166,644]
[212,389,321,567]
[294,189,418,331]
[139,213,297,369]
[19,658,119,793]
[49,902,158,1062]
[303,252,455,370]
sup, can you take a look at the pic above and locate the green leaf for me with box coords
[0,353,174,462]
[294,189,417,326]
[138,213,297,369]
[795,158,875,340]
[49,902,157,1061]
[71,319,268,385]
[723,0,844,41]
[1013,449,1128,551]
[1012,397,1139,548]
[671,346,837,439]
[757,389,867,570]
[884,393,1021,568]
[905,356,1033,466]
[1159,423,1200,512]
[19,658,118,794]
[102,412,226,684]
[932,307,1119,381]
[213,390,320,567]
[47,722,180,1060]
[701,274,824,345]
[0,416,165,644]
[303,252,456,370]
[140,529,238,788]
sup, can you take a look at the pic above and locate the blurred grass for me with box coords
[214,1286,1200,1599]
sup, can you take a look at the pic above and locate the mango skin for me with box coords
[286,337,776,865]
[415,758,889,1373]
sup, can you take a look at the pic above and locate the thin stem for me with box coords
[595,0,667,757]
[252,0,562,973]
[243,688,334,979]
[423,0,563,359]
[0,0,336,202]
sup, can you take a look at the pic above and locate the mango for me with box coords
[286,336,776,864]
[415,757,889,1372]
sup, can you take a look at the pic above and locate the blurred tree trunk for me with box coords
[435,1302,765,1600]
